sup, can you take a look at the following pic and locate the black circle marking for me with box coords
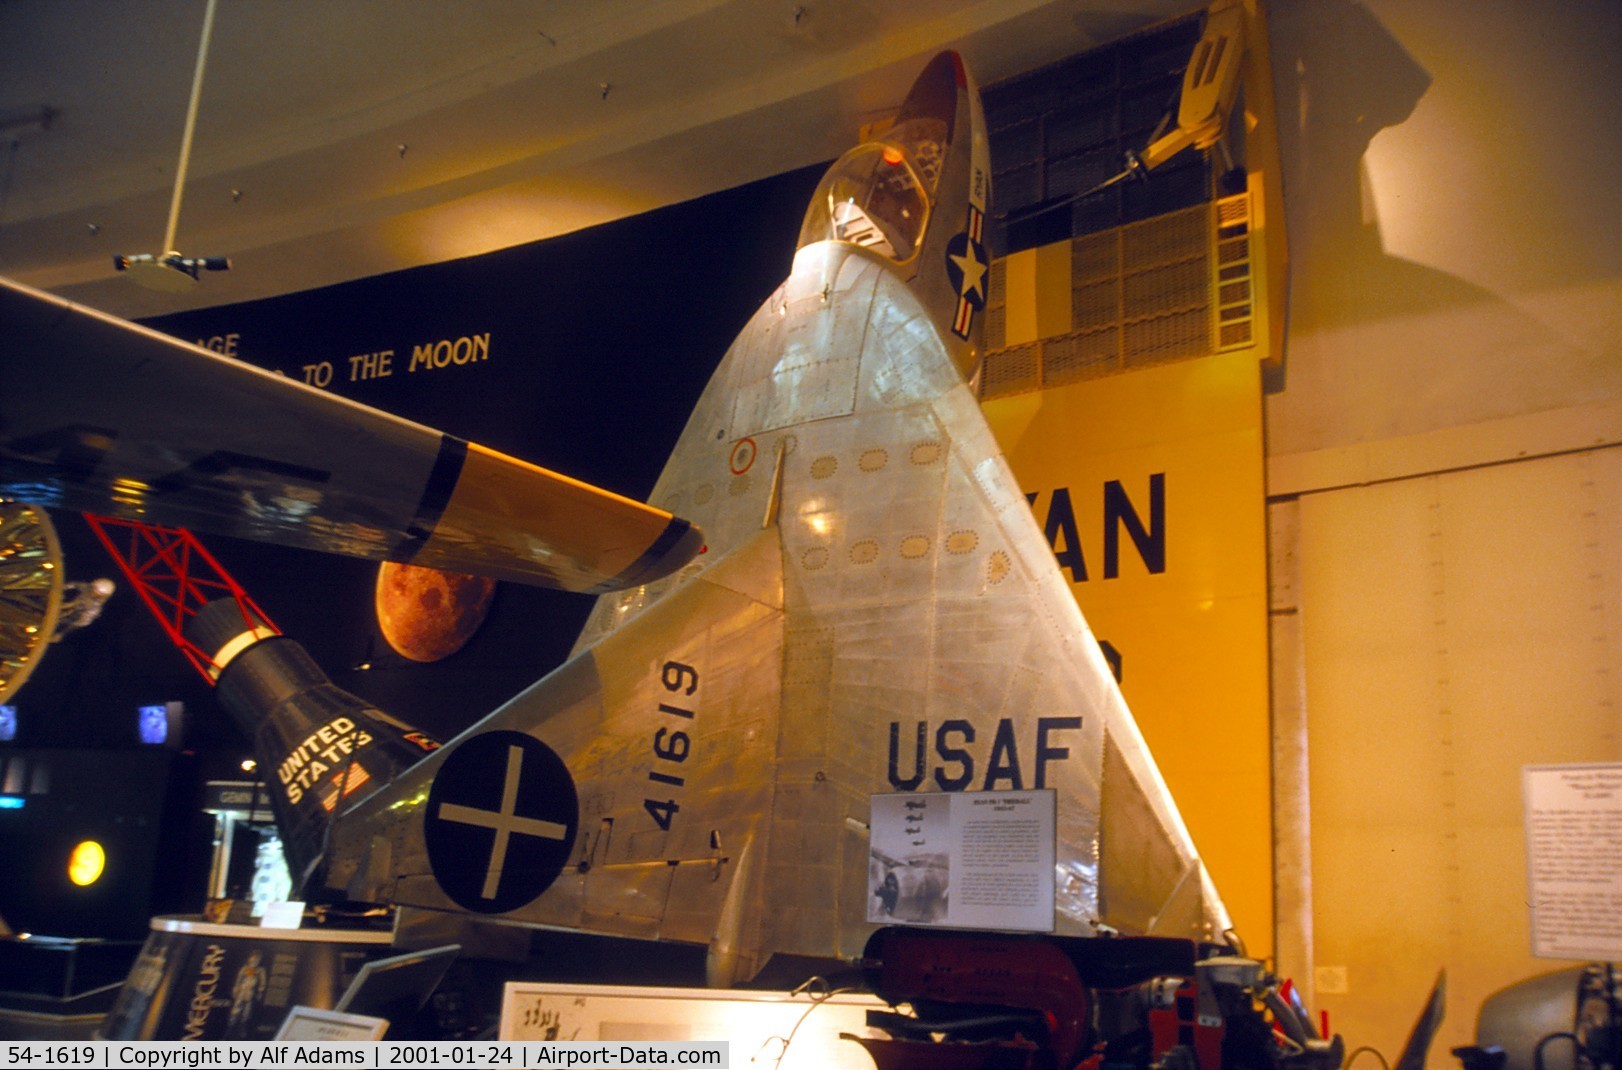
[424,730,578,914]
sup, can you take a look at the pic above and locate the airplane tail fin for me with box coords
[185,598,442,890]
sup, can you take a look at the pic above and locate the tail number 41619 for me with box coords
[644,660,699,831]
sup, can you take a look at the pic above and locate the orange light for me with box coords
[881,145,904,165]
[68,841,105,887]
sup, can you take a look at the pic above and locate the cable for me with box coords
[1343,1045,1391,1070]
[752,976,858,1068]
[999,163,1137,227]
[162,0,218,254]
[1533,1033,1578,1070]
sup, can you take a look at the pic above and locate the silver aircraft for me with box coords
[0,52,1226,985]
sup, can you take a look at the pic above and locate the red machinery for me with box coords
[854,927,1342,1070]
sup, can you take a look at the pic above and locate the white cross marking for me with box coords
[437,744,567,900]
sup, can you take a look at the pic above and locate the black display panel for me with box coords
[0,748,207,938]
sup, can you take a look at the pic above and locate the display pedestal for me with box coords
[98,915,393,1041]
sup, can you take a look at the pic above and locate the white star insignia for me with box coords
[950,244,987,302]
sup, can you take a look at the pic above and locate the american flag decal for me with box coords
[321,761,372,811]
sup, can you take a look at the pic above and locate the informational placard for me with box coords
[867,789,1056,932]
[257,901,305,928]
[273,1006,388,1041]
[499,983,882,1069]
[1523,763,1622,960]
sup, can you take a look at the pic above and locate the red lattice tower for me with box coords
[82,514,278,682]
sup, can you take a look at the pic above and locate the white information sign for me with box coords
[867,789,1056,932]
[1523,763,1622,960]
[273,1006,388,1040]
[499,983,882,1069]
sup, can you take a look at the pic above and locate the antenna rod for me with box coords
[161,0,218,254]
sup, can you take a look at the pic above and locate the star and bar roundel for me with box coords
[424,730,579,913]
[945,205,989,340]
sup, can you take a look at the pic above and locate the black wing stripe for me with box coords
[391,434,468,562]
[584,517,702,594]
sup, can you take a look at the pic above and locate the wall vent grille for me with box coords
[982,197,1258,399]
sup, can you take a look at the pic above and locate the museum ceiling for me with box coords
[0,0,1190,319]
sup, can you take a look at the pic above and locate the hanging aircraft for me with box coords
[1,38,1339,1064]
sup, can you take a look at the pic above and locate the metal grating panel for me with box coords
[1123,308,1209,366]
[973,198,1219,395]
[1073,278,1121,334]
[1119,22,1202,84]
[1044,152,1096,201]
[985,11,1209,255]
[981,343,1041,399]
[992,118,1043,171]
[1120,75,1182,135]
[985,259,1008,350]
[1047,51,1117,101]
[1120,160,1209,223]
[995,164,1042,213]
[980,199,1232,398]
[1046,103,1116,157]
[1070,194,1122,240]
[1123,258,1207,320]
[1122,205,1208,271]
[1044,330,1119,387]
[983,90,1034,134]
[1072,230,1118,283]
[1217,196,1250,227]
[985,305,1006,351]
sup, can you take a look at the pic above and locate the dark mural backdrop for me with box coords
[15,162,827,774]
[8,10,1214,769]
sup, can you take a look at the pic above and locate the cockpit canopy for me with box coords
[797,118,948,263]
